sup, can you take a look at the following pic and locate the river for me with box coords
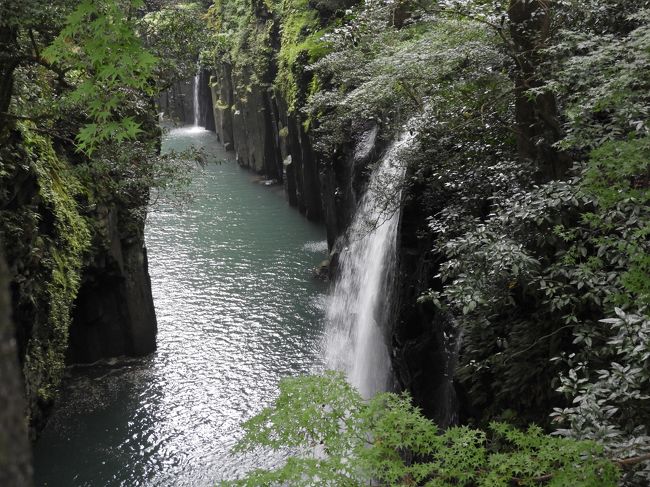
[33,126,328,486]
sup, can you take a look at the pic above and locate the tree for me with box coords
[224,372,620,486]
[139,2,210,89]
[42,0,158,154]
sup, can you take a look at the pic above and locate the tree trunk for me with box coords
[508,0,570,181]
[0,21,18,116]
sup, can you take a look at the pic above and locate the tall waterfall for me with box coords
[324,134,412,398]
[193,74,200,126]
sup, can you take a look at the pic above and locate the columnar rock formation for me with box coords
[205,68,371,248]
[0,123,158,434]
[68,205,157,364]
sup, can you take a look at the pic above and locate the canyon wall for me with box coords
[67,204,157,364]
[160,0,456,420]
[209,66,328,223]
[0,124,157,435]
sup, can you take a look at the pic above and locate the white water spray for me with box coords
[193,74,200,127]
[324,133,412,398]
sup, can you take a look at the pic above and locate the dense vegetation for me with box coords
[201,0,650,484]
[228,373,621,486]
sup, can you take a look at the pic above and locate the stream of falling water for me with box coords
[193,74,200,127]
[324,134,412,398]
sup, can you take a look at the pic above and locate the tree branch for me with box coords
[0,53,72,89]
[30,126,77,146]
[504,325,574,364]
[0,112,50,122]
[617,453,650,467]
[28,29,40,58]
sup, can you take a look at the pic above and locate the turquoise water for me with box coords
[33,127,328,486]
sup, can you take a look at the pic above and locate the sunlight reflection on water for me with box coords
[34,126,328,487]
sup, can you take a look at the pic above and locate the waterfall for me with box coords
[193,74,200,126]
[324,133,412,398]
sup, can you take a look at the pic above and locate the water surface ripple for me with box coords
[34,127,328,486]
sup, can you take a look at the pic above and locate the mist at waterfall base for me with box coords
[33,127,328,486]
[324,134,412,399]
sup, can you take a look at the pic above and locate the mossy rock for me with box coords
[1,124,91,433]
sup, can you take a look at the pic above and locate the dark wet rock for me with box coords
[68,206,157,364]
[313,259,330,281]
[158,78,194,125]
[198,69,216,131]
[391,174,459,428]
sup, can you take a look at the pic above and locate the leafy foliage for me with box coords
[403,2,650,482]
[283,1,650,482]
[225,373,619,486]
[42,0,158,153]
[206,0,337,115]
[206,0,275,94]
[553,308,650,485]
[139,2,209,87]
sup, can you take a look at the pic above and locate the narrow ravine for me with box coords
[33,127,328,487]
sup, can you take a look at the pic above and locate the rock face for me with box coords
[0,127,91,434]
[159,70,216,130]
[209,65,233,147]
[67,206,157,364]
[0,123,157,434]
[198,69,216,131]
[392,179,459,428]
[0,249,33,487]
[205,69,378,247]
[208,66,335,226]
[158,78,194,124]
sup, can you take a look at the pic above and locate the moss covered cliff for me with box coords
[0,0,160,435]
[0,119,158,435]
[0,124,88,432]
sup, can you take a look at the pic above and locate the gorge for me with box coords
[1,0,649,486]
[33,126,329,486]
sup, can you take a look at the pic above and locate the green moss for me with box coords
[275,0,331,112]
[19,124,91,414]
[215,99,230,110]
[209,0,333,114]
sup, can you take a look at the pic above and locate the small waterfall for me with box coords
[324,133,412,398]
[193,74,200,126]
